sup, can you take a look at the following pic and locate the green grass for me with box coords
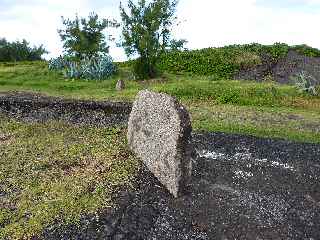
[189,102,320,143]
[153,74,320,109]
[0,61,320,143]
[0,60,319,238]
[0,116,139,239]
[0,61,142,101]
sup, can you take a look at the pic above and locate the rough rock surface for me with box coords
[43,132,320,240]
[0,92,132,126]
[127,90,193,197]
[116,79,125,91]
[235,50,320,85]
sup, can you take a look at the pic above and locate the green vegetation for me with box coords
[48,12,119,80]
[0,54,319,238]
[58,12,119,59]
[158,43,320,77]
[291,71,319,96]
[120,0,180,79]
[0,61,140,100]
[1,1,319,238]
[0,61,319,143]
[49,54,116,80]
[190,103,320,143]
[0,116,139,239]
[0,38,47,62]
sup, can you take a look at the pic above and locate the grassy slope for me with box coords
[0,116,139,239]
[0,61,320,143]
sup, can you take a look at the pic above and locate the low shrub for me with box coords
[48,56,67,70]
[157,43,320,77]
[292,44,320,57]
[48,54,116,80]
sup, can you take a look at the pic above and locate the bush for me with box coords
[81,55,116,80]
[292,44,320,57]
[48,54,116,80]
[48,56,67,70]
[0,38,47,62]
[132,58,159,80]
[157,43,320,77]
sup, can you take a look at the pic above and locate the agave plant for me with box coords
[48,54,116,80]
[291,71,318,96]
[81,54,116,80]
[63,61,82,79]
[48,56,67,70]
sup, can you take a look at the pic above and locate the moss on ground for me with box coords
[0,116,139,239]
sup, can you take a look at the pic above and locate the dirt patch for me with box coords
[235,50,320,85]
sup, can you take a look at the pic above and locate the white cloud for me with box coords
[0,0,320,62]
[174,0,320,50]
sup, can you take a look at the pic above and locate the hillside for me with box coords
[158,43,320,85]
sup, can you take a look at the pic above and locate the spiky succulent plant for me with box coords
[48,54,116,80]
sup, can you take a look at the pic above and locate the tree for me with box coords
[169,39,188,51]
[120,0,178,79]
[58,12,119,59]
[0,38,47,62]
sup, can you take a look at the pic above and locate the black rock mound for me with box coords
[235,50,320,85]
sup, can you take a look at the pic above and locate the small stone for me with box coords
[127,90,193,198]
[116,79,125,91]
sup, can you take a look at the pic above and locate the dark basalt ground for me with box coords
[0,92,132,126]
[42,133,320,240]
[1,92,319,239]
[235,50,320,85]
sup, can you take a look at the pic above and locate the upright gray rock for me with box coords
[116,79,125,91]
[127,90,193,197]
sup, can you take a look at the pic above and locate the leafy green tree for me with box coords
[120,0,178,79]
[58,12,119,60]
[0,38,47,62]
[169,39,188,51]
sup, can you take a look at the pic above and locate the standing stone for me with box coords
[116,79,125,91]
[127,90,193,198]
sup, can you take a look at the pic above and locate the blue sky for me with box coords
[1,0,320,61]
